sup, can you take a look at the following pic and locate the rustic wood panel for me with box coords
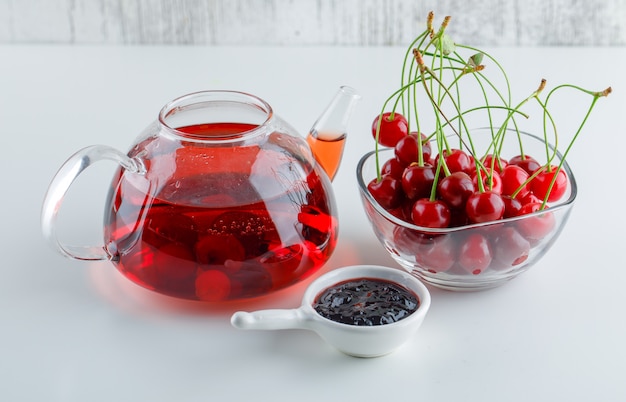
[1,0,625,46]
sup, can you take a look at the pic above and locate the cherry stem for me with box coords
[431,160,444,201]
[456,44,513,106]
[536,85,610,208]
[373,74,436,179]
[480,79,546,171]
[426,11,434,34]
[533,95,559,170]
[401,29,430,129]
[430,106,528,136]
[373,11,610,208]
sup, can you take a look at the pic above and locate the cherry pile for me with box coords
[362,12,610,277]
[368,119,567,230]
[366,124,567,274]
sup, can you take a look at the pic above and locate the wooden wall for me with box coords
[1,0,624,46]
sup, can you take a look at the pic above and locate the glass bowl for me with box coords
[356,128,577,291]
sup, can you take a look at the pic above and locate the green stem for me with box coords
[373,75,434,179]
[538,88,608,208]
[456,44,512,106]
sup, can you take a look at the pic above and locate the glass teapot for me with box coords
[42,87,360,302]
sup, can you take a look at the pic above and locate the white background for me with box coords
[1,1,626,399]
[1,43,624,401]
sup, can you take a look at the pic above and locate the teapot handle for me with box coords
[41,145,144,261]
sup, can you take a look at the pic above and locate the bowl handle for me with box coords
[41,145,144,261]
[231,308,308,331]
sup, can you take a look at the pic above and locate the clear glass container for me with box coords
[357,128,577,291]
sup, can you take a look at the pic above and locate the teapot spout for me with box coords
[306,86,360,181]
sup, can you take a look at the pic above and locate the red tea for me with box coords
[103,123,338,301]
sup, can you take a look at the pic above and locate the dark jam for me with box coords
[313,278,419,326]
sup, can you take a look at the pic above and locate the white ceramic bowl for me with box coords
[231,265,431,358]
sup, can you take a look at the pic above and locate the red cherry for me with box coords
[411,198,451,228]
[500,165,530,197]
[392,225,433,255]
[413,132,432,162]
[415,235,456,273]
[449,208,469,227]
[458,233,493,275]
[465,191,505,223]
[195,269,232,302]
[471,168,503,194]
[400,198,416,222]
[381,157,405,179]
[467,156,477,175]
[394,132,432,166]
[195,234,245,265]
[435,148,473,174]
[492,227,530,268]
[519,192,541,206]
[154,243,198,282]
[401,163,435,200]
[502,195,524,218]
[481,154,508,174]
[367,175,403,210]
[516,202,556,241]
[437,172,475,209]
[519,201,543,215]
[372,112,408,147]
[387,205,409,221]
[509,154,541,175]
[298,205,335,234]
[531,166,568,202]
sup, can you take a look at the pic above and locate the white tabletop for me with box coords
[1,45,624,401]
